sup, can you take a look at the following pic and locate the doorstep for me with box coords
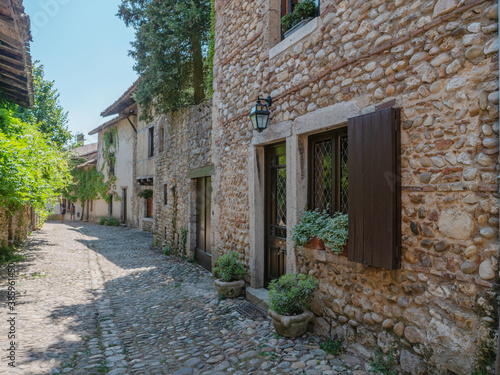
[245,286,269,310]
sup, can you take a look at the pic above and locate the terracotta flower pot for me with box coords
[214,279,245,298]
[325,241,348,256]
[304,237,325,250]
[268,309,314,338]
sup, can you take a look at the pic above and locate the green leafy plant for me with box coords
[281,0,318,34]
[180,227,188,255]
[292,209,348,254]
[164,244,173,256]
[291,209,330,247]
[0,244,24,265]
[319,212,348,253]
[320,338,344,356]
[99,216,120,226]
[138,189,153,199]
[370,347,397,375]
[213,251,247,282]
[268,273,318,316]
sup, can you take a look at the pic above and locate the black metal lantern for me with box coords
[250,96,272,132]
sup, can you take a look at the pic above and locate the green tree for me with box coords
[15,61,71,148]
[0,104,70,219]
[117,0,211,118]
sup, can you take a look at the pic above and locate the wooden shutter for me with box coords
[347,108,401,270]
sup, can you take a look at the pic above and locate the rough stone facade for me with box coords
[151,101,213,255]
[212,0,499,373]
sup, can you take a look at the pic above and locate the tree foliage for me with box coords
[117,0,211,119]
[0,104,70,216]
[14,61,71,148]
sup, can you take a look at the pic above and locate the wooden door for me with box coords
[121,188,127,224]
[196,176,212,272]
[265,143,287,287]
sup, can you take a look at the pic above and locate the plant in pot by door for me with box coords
[268,273,318,337]
[213,251,247,298]
[291,209,330,250]
[319,212,348,256]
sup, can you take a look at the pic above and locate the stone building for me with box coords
[149,101,213,267]
[87,83,140,227]
[210,0,499,373]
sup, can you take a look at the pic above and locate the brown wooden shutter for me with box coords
[347,107,401,270]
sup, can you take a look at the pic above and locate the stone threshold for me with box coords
[245,286,269,310]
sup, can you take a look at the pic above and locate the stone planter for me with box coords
[268,309,314,338]
[214,279,246,298]
[284,17,313,38]
[304,237,325,250]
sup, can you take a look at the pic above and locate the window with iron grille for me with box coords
[146,197,153,218]
[308,128,348,215]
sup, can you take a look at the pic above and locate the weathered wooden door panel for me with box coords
[265,143,287,287]
[196,176,212,272]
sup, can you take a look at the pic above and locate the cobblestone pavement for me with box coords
[1,222,369,375]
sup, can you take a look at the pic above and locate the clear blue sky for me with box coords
[24,0,138,144]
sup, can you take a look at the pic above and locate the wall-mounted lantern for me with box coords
[250,96,272,132]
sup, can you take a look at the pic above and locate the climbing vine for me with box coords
[138,189,153,199]
[101,127,120,202]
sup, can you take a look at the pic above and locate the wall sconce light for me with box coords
[250,96,272,132]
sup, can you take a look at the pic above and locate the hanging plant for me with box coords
[138,189,153,199]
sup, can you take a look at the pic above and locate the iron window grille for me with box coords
[308,128,348,215]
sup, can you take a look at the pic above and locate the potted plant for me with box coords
[268,273,318,337]
[291,209,329,250]
[213,251,247,298]
[319,212,348,256]
[281,0,318,37]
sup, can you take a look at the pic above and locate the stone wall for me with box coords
[152,101,213,255]
[0,206,33,247]
[213,0,499,373]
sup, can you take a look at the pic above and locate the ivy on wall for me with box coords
[101,127,120,202]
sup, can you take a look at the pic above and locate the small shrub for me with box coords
[268,273,318,316]
[138,189,153,199]
[291,209,330,247]
[106,217,120,226]
[164,244,173,256]
[370,347,397,375]
[213,251,247,282]
[319,212,348,253]
[320,338,344,356]
[99,216,108,225]
[0,244,24,265]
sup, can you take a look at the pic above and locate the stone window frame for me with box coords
[268,0,322,55]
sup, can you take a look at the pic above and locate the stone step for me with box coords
[245,286,269,310]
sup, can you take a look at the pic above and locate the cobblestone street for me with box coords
[1,222,368,375]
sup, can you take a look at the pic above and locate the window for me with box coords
[164,184,168,205]
[309,129,348,215]
[148,127,154,157]
[146,197,153,218]
[281,0,320,38]
[109,132,114,145]
[91,200,93,212]
[109,155,115,176]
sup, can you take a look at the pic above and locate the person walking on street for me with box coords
[60,204,66,223]
[70,203,76,221]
